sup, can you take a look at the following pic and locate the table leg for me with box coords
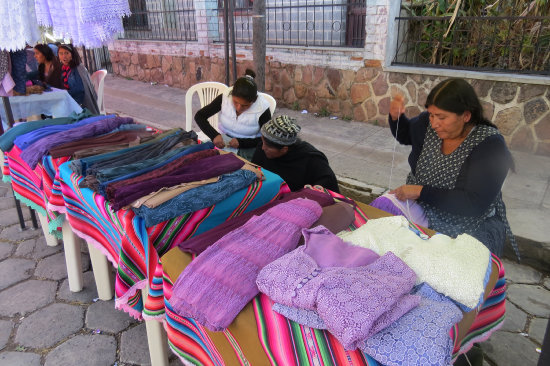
[61,219,83,292]
[87,243,114,300]
[142,288,169,366]
[37,212,59,247]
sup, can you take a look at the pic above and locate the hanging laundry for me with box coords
[0,0,41,51]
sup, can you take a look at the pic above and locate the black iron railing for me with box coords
[393,1,550,75]
[120,0,366,48]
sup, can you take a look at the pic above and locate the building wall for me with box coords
[108,1,550,156]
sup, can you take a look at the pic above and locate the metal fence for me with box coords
[81,46,113,74]
[120,0,366,48]
[393,1,550,75]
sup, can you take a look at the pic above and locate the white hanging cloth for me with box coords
[0,0,41,51]
[35,0,131,48]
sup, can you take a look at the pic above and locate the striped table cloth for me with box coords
[159,190,506,365]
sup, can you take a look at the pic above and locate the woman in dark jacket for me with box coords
[32,44,64,89]
[57,44,99,115]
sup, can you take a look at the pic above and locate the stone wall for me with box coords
[108,49,550,157]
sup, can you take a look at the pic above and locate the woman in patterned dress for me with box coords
[371,78,518,260]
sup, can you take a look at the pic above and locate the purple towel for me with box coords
[170,198,323,331]
[21,117,134,168]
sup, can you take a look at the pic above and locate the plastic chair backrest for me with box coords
[90,69,107,114]
[185,82,229,133]
[259,92,276,116]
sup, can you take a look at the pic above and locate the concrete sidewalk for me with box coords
[104,74,550,272]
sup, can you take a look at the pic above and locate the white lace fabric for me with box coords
[338,215,491,309]
[0,0,41,51]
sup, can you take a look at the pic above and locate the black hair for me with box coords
[34,44,60,82]
[425,78,497,128]
[58,44,81,69]
[231,68,258,103]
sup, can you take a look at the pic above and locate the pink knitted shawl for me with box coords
[170,198,322,331]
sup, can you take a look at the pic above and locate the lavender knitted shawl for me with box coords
[170,198,322,331]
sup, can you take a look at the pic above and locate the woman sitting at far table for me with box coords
[194,69,271,160]
[57,44,99,115]
[371,78,519,261]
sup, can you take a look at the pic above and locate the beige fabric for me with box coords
[129,177,220,209]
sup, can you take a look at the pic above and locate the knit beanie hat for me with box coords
[261,115,301,146]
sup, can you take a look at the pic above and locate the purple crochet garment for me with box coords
[170,198,322,331]
[256,235,419,350]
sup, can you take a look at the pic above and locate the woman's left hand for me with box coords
[389,184,423,201]
[228,138,239,148]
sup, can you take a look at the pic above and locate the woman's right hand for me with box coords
[389,94,405,121]
[213,135,225,149]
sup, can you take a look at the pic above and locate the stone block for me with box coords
[120,323,150,365]
[0,224,42,242]
[481,331,540,366]
[534,113,550,140]
[280,69,293,90]
[471,79,493,98]
[529,317,549,345]
[301,65,313,85]
[500,301,527,332]
[350,84,371,104]
[495,106,522,136]
[491,82,518,104]
[138,53,148,68]
[524,98,549,124]
[85,299,138,333]
[312,66,324,85]
[510,125,535,153]
[388,72,408,85]
[0,352,41,366]
[353,105,366,122]
[15,303,84,348]
[0,242,13,261]
[481,100,495,120]
[15,237,62,260]
[418,87,429,106]
[507,284,550,317]
[365,99,378,120]
[44,334,116,366]
[0,280,56,316]
[502,259,542,284]
[536,141,550,157]
[130,52,138,65]
[372,74,389,96]
[0,258,35,290]
[120,52,131,66]
[316,82,334,99]
[162,55,173,74]
[405,81,417,104]
[283,88,297,105]
[378,96,391,116]
[355,68,378,83]
[0,319,13,350]
[326,69,341,93]
[545,277,550,290]
[518,84,547,103]
[57,271,99,304]
[272,85,283,100]
[34,252,90,281]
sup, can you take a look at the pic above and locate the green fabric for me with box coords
[0,109,93,152]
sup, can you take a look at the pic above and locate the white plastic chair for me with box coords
[90,69,107,114]
[185,82,229,140]
[259,92,277,116]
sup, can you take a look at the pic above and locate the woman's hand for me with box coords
[389,184,423,201]
[389,94,405,121]
[213,135,225,149]
[228,138,239,149]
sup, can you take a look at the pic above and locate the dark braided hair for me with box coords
[231,68,258,103]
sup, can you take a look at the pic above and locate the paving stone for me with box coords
[529,317,549,345]
[0,280,57,317]
[44,334,116,366]
[544,277,550,290]
[0,258,35,290]
[15,238,62,260]
[120,323,150,365]
[15,303,84,349]
[85,299,138,333]
[0,196,16,210]
[507,284,550,317]
[500,301,528,332]
[57,271,99,304]
[0,351,41,366]
[0,242,14,260]
[503,259,542,284]
[0,225,42,242]
[34,252,90,281]
[0,320,13,350]
[481,331,540,366]
[0,208,32,227]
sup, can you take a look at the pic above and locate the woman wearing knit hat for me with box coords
[194,69,271,160]
[252,115,340,193]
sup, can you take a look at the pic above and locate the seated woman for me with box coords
[57,44,100,115]
[194,69,271,160]
[31,44,64,89]
[371,78,519,260]
[252,115,340,193]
